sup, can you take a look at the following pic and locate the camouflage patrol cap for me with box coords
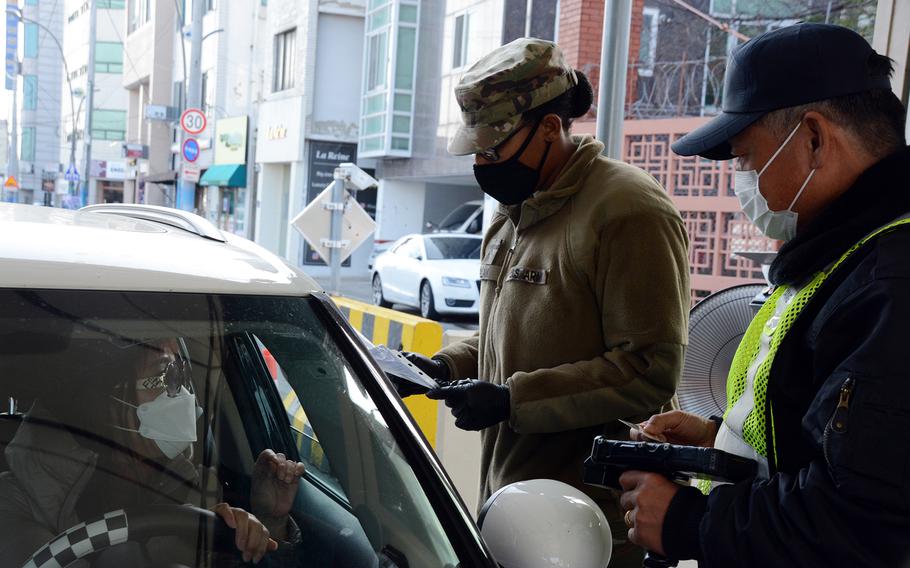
[448,37,578,156]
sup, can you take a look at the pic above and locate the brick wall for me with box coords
[558,0,644,111]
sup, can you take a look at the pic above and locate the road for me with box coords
[313,275,479,332]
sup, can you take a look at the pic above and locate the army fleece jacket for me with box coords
[434,135,689,515]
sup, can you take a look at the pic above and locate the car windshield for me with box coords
[424,237,481,260]
[0,289,462,567]
[437,205,478,231]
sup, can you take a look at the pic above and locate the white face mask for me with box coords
[733,122,816,241]
[113,386,201,459]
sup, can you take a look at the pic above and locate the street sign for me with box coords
[291,183,376,265]
[182,138,200,162]
[64,164,79,183]
[145,104,179,121]
[180,108,207,135]
[4,176,18,189]
[182,164,201,183]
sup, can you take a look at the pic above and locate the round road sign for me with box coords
[180,108,207,135]
[182,138,201,162]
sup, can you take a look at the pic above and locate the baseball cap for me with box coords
[448,38,578,156]
[672,23,892,160]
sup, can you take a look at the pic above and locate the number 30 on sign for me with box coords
[180,108,207,135]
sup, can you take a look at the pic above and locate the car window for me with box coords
[0,289,462,568]
[438,204,480,231]
[397,238,422,259]
[424,237,482,260]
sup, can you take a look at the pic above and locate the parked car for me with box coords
[371,233,482,319]
[0,203,498,568]
[431,200,484,235]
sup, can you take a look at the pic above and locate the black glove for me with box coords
[401,352,450,380]
[389,352,450,398]
[426,379,510,431]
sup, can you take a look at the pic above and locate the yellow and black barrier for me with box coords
[333,296,444,446]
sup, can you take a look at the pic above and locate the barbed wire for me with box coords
[625,57,727,119]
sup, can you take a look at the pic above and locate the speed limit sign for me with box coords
[180,108,207,135]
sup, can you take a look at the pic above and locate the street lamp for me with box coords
[6,6,80,201]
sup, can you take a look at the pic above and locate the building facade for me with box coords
[59,0,129,206]
[16,0,63,205]
[252,0,369,276]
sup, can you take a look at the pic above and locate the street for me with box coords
[312,275,480,332]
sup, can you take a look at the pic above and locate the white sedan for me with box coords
[371,233,482,319]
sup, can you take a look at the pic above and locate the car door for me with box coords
[381,238,411,303]
[397,237,425,306]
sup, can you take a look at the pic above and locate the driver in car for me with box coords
[0,337,306,566]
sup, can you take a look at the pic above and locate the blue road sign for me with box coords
[64,163,79,183]
[182,138,200,162]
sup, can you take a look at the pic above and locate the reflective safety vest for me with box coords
[699,217,910,494]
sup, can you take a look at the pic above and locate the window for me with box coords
[24,23,38,58]
[21,127,35,162]
[272,28,296,92]
[23,75,37,110]
[128,0,151,33]
[502,0,558,44]
[98,0,126,8]
[206,0,216,11]
[201,70,213,112]
[360,0,419,158]
[424,237,482,260]
[24,0,37,5]
[95,42,123,73]
[91,109,127,140]
[452,13,469,69]
[0,290,467,567]
[638,7,659,77]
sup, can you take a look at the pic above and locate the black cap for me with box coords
[672,23,892,160]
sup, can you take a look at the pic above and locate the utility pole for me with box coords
[81,0,96,206]
[176,0,205,211]
[596,0,632,159]
[245,0,261,240]
[7,74,17,202]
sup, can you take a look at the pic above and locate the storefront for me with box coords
[198,117,251,236]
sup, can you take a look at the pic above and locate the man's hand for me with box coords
[401,352,450,380]
[618,471,681,556]
[250,449,306,539]
[212,503,278,564]
[426,379,510,431]
[631,410,718,447]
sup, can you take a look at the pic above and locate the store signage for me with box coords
[180,108,207,135]
[5,0,17,91]
[145,104,179,121]
[214,116,248,165]
[266,125,287,140]
[123,143,149,159]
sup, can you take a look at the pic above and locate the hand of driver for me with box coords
[426,379,510,431]
[250,449,306,538]
[212,502,278,564]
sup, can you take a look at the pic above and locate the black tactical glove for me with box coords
[426,379,510,431]
[389,352,450,398]
[401,352,450,380]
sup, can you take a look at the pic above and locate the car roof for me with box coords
[416,233,483,240]
[0,203,321,295]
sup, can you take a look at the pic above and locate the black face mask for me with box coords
[473,122,552,206]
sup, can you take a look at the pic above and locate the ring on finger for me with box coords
[624,509,634,528]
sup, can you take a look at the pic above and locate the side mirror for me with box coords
[478,479,612,568]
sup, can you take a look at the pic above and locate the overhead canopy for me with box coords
[199,164,246,187]
[142,170,177,185]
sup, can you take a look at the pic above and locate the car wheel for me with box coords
[372,274,391,308]
[420,281,439,320]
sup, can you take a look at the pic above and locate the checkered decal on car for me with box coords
[23,510,129,568]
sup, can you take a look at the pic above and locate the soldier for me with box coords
[398,38,691,566]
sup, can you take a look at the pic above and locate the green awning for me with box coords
[199,164,246,187]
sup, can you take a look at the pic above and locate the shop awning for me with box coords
[199,164,247,187]
[142,170,178,185]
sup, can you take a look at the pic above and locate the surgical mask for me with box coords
[473,121,552,206]
[733,122,816,242]
[112,386,201,459]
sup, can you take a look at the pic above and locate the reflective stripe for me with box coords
[698,216,910,495]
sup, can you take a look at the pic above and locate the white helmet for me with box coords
[478,479,612,568]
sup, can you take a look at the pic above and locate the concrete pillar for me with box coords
[375,179,428,242]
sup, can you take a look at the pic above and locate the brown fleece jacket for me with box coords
[434,136,690,531]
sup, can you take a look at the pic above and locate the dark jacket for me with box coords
[663,146,910,567]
